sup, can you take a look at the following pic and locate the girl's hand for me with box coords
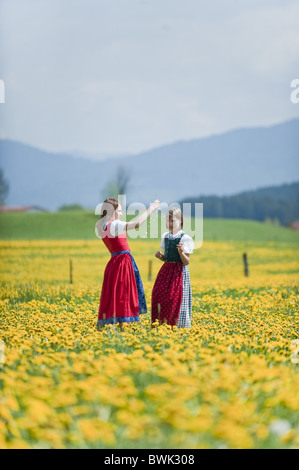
[155,251,164,260]
[177,242,184,254]
[151,199,160,210]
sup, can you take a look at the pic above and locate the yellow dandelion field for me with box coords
[0,239,298,449]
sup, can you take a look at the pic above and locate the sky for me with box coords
[0,0,299,158]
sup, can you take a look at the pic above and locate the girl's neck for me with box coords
[170,228,181,235]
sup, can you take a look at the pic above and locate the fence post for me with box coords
[148,260,152,281]
[243,253,249,276]
[70,259,73,284]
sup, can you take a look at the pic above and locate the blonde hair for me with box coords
[167,207,183,228]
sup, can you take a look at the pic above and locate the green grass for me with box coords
[0,211,299,243]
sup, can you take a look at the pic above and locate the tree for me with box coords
[0,169,9,205]
[101,165,131,200]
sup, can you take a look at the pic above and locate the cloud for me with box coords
[0,0,298,154]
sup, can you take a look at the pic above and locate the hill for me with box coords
[0,118,298,210]
[0,211,298,243]
[180,182,299,225]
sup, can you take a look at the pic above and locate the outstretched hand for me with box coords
[126,199,160,232]
[151,199,160,210]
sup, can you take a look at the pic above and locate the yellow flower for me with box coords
[213,420,254,449]
[25,399,54,425]
[6,439,31,449]
[1,239,298,448]
[77,418,115,444]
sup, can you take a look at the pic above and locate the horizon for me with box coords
[1,180,298,212]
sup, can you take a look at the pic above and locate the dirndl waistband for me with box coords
[111,250,130,257]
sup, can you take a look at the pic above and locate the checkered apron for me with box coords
[177,265,192,328]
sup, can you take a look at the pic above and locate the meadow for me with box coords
[0,213,298,449]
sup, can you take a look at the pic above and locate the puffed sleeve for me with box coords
[181,234,194,254]
[160,232,168,250]
[110,220,127,237]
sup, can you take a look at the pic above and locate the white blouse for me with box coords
[160,230,194,254]
[103,220,127,237]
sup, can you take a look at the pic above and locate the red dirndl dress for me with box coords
[151,231,192,328]
[151,262,183,326]
[97,221,146,328]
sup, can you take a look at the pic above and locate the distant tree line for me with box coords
[58,203,85,211]
[180,183,299,226]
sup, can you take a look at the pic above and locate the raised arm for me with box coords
[125,200,160,231]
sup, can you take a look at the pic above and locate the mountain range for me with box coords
[0,118,298,211]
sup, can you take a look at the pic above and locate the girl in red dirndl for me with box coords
[96,198,160,328]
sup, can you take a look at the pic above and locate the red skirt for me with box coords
[98,253,139,327]
[151,262,183,326]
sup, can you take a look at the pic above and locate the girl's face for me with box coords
[114,204,123,220]
[166,215,181,233]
